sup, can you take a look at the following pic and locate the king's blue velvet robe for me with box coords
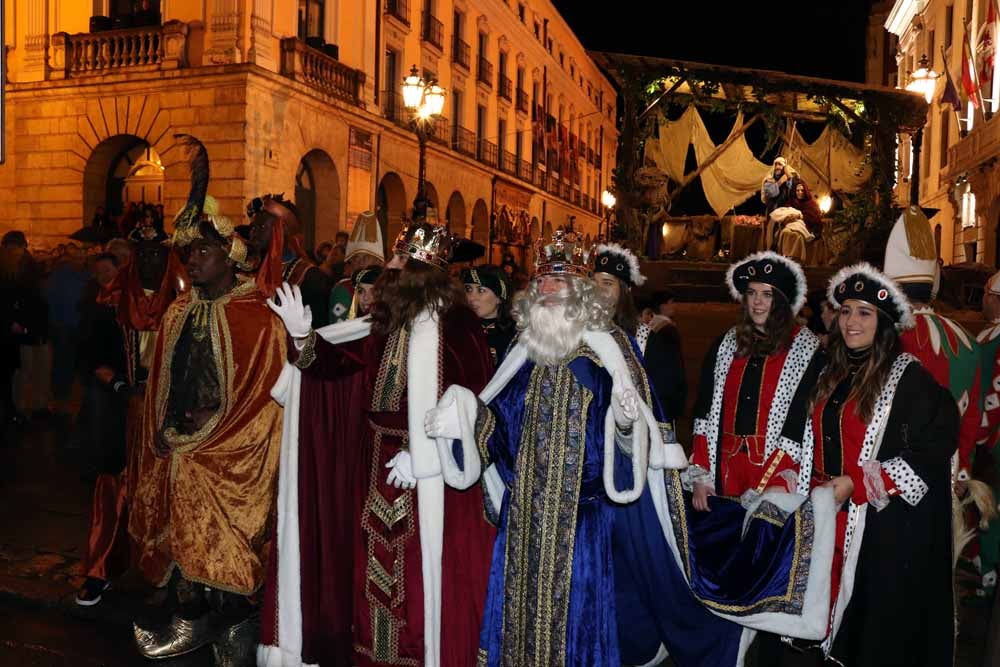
[476,350,621,667]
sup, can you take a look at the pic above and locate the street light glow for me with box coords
[401,65,425,110]
[905,54,939,104]
[601,190,616,208]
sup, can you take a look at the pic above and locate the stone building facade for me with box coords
[1,0,617,263]
[878,0,1000,266]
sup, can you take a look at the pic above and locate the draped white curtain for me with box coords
[643,106,870,217]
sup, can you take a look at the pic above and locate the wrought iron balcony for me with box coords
[478,139,498,167]
[421,12,444,49]
[501,150,517,174]
[516,88,529,114]
[453,125,476,156]
[452,37,470,69]
[385,0,410,26]
[498,75,512,102]
[477,57,493,88]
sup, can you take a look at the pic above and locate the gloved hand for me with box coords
[611,370,639,428]
[266,282,313,339]
[385,451,416,489]
[424,395,461,440]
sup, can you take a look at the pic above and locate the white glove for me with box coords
[266,282,313,339]
[611,370,639,428]
[424,395,462,440]
[385,451,416,489]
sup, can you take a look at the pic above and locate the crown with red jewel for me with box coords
[534,229,593,278]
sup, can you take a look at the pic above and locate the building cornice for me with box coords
[885,0,927,37]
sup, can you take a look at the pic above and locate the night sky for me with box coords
[553,0,876,83]
[552,0,878,215]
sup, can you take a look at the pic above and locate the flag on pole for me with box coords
[977,0,998,89]
[941,54,964,112]
[964,18,983,108]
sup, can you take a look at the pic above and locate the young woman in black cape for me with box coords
[803,262,957,666]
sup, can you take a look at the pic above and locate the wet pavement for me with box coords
[0,301,991,665]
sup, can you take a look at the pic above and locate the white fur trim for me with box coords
[726,250,808,315]
[700,327,817,490]
[262,318,372,665]
[880,456,929,506]
[636,322,650,355]
[778,435,803,463]
[816,353,917,655]
[596,242,646,286]
[827,262,915,330]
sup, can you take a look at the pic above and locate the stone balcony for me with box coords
[280,38,365,106]
[48,20,188,79]
[947,116,1000,178]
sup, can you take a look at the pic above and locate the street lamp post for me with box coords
[600,189,616,241]
[401,65,446,221]
[905,54,939,206]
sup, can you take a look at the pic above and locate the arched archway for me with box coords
[471,198,490,250]
[529,216,540,243]
[446,191,466,232]
[84,134,162,225]
[296,149,341,251]
[423,181,440,222]
[377,172,407,255]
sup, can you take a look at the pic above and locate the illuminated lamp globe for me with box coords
[905,54,939,104]
[402,65,425,110]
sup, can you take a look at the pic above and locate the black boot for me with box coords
[211,613,259,667]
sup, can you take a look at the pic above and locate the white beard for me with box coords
[520,299,585,367]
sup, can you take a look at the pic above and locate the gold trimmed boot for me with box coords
[133,612,224,659]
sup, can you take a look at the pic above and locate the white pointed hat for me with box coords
[883,205,938,288]
[345,210,384,263]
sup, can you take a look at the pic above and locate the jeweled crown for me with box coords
[393,221,454,270]
[534,230,593,278]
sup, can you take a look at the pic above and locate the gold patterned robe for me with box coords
[128,278,286,595]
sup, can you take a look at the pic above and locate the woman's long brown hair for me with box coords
[370,260,468,336]
[734,289,795,358]
[614,278,641,336]
[808,311,901,423]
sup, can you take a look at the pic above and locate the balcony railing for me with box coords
[421,12,444,49]
[498,75,512,101]
[429,115,450,144]
[477,57,493,87]
[453,125,476,156]
[385,0,410,26]
[516,88,529,114]
[501,150,517,174]
[518,159,533,182]
[382,90,409,126]
[478,139,498,167]
[452,37,470,69]
[51,21,189,78]
[534,169,545,188]
[281,38,365,105]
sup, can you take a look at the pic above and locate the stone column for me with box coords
[24,1,48,80]
[248,0,276,71]
[206,0,244,64]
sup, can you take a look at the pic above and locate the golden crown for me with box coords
[535,230,593,278]
[393,221,453,270]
